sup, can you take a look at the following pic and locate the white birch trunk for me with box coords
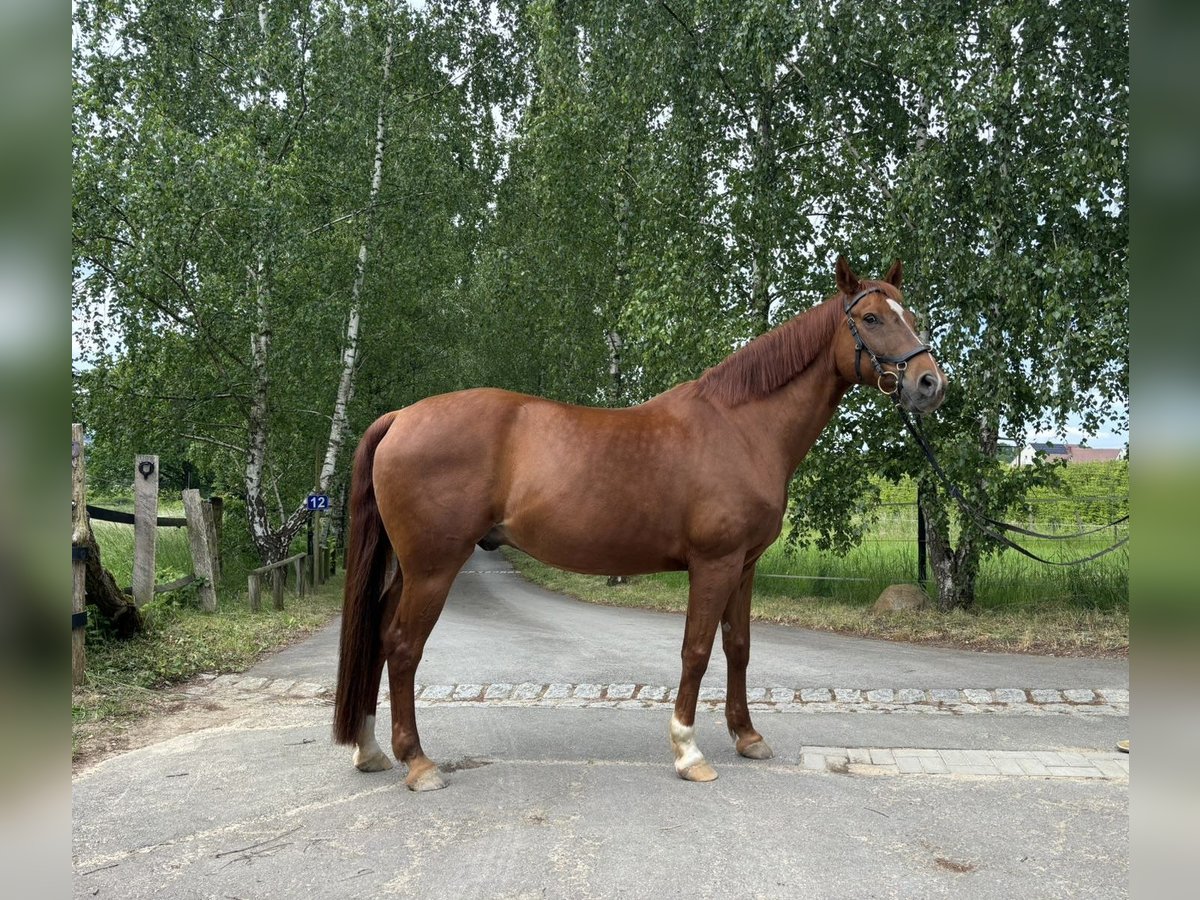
[243,2,284,560]
[317,25,394,492]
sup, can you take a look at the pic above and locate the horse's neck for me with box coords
[728,364,851,476]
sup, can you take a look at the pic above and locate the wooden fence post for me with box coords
[72,423,89,686]
[248,572,262,612]
[131,454,159,609]
[271,567,285,610]
[201,498,220,583]
[209,496,224,579]
[182,489,218,612]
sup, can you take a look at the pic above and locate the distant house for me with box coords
[1014,442,1124,466]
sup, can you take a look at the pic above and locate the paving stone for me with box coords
[421,684,454,701]
[948,764,1000,776]
[1031,689,1062,704]
[992,757,1026,776]
[544,683,573,700]
[236,676,269,691]
[994,689,1027,703]
[1033,751,1067,767]
[895,756,924,774]
[616,700,647,710]
[637,685,668,701]
[801,753,829,771]
[894,749,941,758]
[210,674,241,690]
[963,689,994,704]
[800,688,831,702]
[768,688,795,704]
[573,683,603,700]
[483,683,513,700]
[940,750,969,766]
[833,688,862,703]
[511,682,545,701]
[847,748,872,765]
[1017,758,1051,776]
[1046,766,1104,778]
[1099,688,1129,704]
[802,746,846,756]
[920,756,949,775]
[585,700,616,708]
[865,689,894,703]
[698,686,726,702]
[746,687,768,702]
[265,679,295,695]
[1091,759,1129,778]
[1063,689,1097,703]
[1055,751,1090,766]
[453,683,484,701]
[606,683,636,700]
[930,689,963,703]
[869,749,896,766]
[196,673,217,682]
[895,689,926,704]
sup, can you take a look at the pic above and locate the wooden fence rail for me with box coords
[248,552,307,612]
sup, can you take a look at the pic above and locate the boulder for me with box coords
[872,583,929,613]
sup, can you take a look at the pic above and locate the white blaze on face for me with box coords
[885,297,922,342]
[670,714,705,772]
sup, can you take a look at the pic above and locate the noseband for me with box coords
[844,287,931,396]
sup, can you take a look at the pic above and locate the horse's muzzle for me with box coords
[902,370,946,414]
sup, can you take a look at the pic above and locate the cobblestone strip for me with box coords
[799,746,1128,781]
[202,676,1128,717]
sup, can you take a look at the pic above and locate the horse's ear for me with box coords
[884,258,903,289]
[835,255,861,295]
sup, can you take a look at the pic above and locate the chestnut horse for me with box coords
[333,256,946,790]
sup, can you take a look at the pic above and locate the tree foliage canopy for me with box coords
[73,0,1127,605]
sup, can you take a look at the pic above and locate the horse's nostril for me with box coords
[919,372,938,392]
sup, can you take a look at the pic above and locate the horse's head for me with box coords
[831,255,946,414]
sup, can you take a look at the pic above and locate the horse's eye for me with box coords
[863,314,879,325]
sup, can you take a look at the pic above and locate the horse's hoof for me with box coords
[737,738,774,760]
[406,766,448,792]
[353,749,394,772]
[677,761,719,783]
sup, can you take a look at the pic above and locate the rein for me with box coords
[843,288,1129,567]
[893,407,1128,566]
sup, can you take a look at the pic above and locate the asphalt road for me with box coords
[73,548,1128,899]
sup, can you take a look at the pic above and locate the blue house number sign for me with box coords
[306,494,330,511]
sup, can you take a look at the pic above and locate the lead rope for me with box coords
[893,404,1129,567]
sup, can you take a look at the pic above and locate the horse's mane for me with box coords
[693,297,842,405]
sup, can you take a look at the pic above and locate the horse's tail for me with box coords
[332,411,398,745]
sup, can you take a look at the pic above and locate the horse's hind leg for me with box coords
[384,546,472,792]
[722,565,773,760]
[353,566,402,772]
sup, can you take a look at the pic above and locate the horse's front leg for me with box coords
[722,564,773,760]
[670,556,743,782]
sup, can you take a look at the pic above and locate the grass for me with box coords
[502,512,1128,658]
[74,502,345,763]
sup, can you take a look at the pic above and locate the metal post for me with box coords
[306,509,315,588]
[916,484,928,589]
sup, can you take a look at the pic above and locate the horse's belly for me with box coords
[497,506,686,577]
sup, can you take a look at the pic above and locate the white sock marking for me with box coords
[670,715,705,771]
[353,714,387,765]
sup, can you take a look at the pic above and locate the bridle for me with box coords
[841,286,1128,567]
[843,287,931,397]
